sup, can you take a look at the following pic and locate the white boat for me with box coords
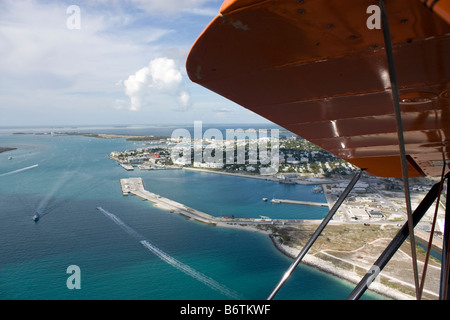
[32,212,40,222]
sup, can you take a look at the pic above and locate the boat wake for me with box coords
[140,240,242,300]
[34,171,75,220]
[0,164,38,177]
[97,207,242,300]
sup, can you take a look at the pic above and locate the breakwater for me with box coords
[270,198,329,207]
[120,177,319,228]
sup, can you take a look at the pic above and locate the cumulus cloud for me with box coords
[123,57,191,111]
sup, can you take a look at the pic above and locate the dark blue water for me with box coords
[0,127,383,300]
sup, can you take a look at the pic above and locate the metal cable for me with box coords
[379,0,421,299]
[418,160,446,299]
[267,169,364,300]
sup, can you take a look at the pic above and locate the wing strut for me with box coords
[347,173,449,300]
[379,0,420,299]
[267,169,364,300]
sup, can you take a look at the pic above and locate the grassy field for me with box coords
[269,223,442,299]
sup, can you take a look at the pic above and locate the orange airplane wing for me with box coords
[186,0,450,177]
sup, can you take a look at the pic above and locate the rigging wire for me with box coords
[379,0,421,299]
[442,175,450,299]
[267,169,364,300]
[418,159,447,299]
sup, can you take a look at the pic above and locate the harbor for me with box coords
[120,177,321,229]
[3,131,361,301]
[118,176,442,300]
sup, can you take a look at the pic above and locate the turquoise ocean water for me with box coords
[0,126,383,300]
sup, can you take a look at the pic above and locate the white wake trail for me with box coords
[140,240,241,300]
[0,164,38,177]
[37,171,74,213]
[97,207,242,300]
[98,207,144,241]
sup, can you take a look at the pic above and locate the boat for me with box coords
[312,186,323,194]
[32,212,40,222]
[8,156,12,160]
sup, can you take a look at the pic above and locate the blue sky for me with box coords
[0,0,270,126]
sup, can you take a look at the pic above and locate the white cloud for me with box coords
[0,0,176,125]
[128,0,214,16]
[123,57,191,112]
[0,0,265,126]
[179,91,191,110]
[0,0,165,91]
[182,7,218,16]
[148,58,182,92]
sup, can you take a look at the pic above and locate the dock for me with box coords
[119,177,319,227]
[270,198,329,207]
[120,177,218,225]
[120,163,134,171]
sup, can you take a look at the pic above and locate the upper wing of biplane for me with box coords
[186,0,450,178]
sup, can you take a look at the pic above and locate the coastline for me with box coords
[269,235,413,300]
[120,177,412,300]
[111,142,441,300]
[182,167,335,185]
[180,168,440,300]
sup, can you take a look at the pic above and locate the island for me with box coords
[105,133,443,300]
[53,130,442,299]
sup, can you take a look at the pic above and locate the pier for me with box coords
[270,198,329,207]
[120,177,216,225]
[119,177,320,228]
[120,163,134,171]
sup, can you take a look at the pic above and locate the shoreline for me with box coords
[268,235,413,300]
[121,177,411,300]
[182,167,336,185]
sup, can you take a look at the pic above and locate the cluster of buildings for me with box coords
[110,134,364,177]
[110,148,171,170]
[348,207,385,221]
[328,181,370,194]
